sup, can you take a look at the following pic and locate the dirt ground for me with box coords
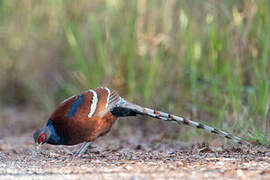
[0,131,269,180]
[0,108,269,179]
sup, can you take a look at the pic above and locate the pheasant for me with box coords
[33,87,250,156]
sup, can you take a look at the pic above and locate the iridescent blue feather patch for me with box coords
[67,94,85,118]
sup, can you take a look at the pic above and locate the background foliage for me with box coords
[0,0,269,144]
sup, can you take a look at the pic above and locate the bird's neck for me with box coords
[46,119,66,145]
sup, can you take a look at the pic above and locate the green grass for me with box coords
[0,0,269,144]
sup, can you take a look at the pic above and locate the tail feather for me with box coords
[114,98,251,145]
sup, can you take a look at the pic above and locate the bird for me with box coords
[33,87,250,156]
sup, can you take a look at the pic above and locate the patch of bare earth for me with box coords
[0,132,269,180]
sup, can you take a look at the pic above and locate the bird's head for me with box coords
[33,127,50,145]
[33,119,65,145]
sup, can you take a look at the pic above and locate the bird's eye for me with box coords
[38,133,47,144]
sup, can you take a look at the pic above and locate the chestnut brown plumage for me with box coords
[34,87,250,156]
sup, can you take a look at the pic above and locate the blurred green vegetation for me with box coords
[0,0,269,143]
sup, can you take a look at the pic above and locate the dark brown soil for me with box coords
[0,132,270,180]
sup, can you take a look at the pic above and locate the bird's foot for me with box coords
[72,142,91,159]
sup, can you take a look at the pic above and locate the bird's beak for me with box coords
[35,142,42,151]
[35,141,42,145]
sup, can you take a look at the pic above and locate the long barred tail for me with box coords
[113,98,251,145]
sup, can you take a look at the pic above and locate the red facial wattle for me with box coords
[38,133,47,144]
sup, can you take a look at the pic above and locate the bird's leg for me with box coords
[74,142,91,157]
